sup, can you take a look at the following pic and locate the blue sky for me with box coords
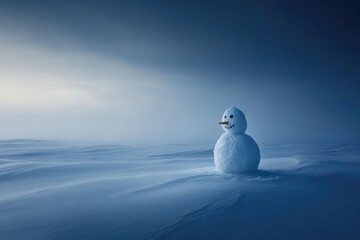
[0,0,359,144]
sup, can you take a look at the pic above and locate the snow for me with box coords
[0,140,360,240]
[258,156,299,170]
[214,107,260,173]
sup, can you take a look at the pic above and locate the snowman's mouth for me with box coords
[225,124,235,129]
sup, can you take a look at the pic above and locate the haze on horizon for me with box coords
[0,0,359,145]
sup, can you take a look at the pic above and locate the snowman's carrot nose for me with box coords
[219,121,229,125]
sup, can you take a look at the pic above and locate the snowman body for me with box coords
[214,133,260,173]
[214,107,260,173]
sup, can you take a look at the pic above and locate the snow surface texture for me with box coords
[0,140,360,240]
[214,107,260,173]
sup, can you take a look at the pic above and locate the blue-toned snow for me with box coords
[0,140,360,239]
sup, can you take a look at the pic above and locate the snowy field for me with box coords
[0,140,360,240]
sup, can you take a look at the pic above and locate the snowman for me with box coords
[214,107,260,173]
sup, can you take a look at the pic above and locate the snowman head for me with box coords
[219,107,247,135]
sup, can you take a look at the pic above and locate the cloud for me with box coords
[0,33,210,143]
[0,76,101,112]
[0,8,359,144]
[0,33,163,114]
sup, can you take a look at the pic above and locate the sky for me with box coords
[0,0,359,145]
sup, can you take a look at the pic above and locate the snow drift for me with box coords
[0,140,359,240]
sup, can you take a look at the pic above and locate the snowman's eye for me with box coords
[230,115,233,118]
[224,116,227,118]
